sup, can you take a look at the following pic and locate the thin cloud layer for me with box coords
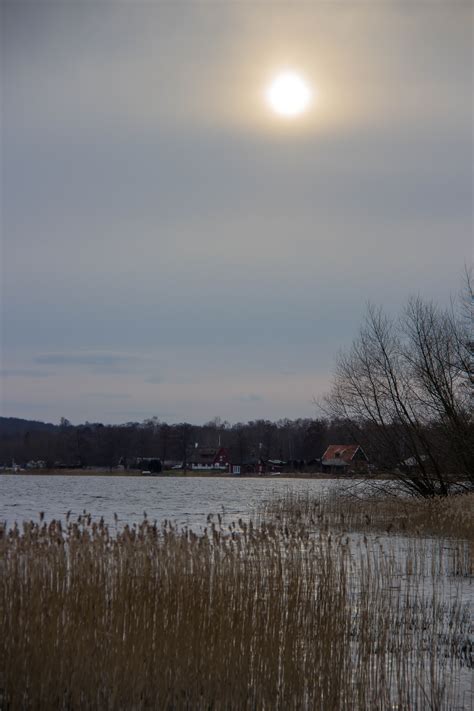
[1,1,472,424]
[35,353,137,369]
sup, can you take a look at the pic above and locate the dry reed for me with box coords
[0,502,472,709]
[262,490,474,541]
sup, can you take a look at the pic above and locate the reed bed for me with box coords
[262,490,474,541]
[1,504,472,710]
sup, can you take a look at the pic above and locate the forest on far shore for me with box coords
[0,415,354,470]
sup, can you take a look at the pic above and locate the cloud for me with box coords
[0,369,54,378]
[83,393,131,400]
[2,2,471,425]
[237,394,263,403]
[0,400,57,414]
[34,353,138,370]
[3,1,471,140]
[145,375,164,385]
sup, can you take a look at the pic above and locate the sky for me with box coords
[1,0,472,425]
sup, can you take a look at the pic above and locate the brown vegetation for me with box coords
[1,498,472,709]
[263,490,474,542]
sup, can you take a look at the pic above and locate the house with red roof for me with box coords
[321,444,368,474]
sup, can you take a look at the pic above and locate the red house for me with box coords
[321,445,368,474]
[189,447,230,471]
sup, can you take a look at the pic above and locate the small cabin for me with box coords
[321,445,368,474]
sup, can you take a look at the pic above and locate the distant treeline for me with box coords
[0,415,356,469]
[0,414,465,474]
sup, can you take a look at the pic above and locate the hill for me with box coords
[0,417,58,437]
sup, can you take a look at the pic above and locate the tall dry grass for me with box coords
[262,490,474,540]
[0,506,472,709]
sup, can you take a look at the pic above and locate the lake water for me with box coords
[0,474,346,531]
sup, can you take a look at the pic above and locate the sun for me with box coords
[266,71,313,118]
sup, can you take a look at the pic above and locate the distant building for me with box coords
[401,454,428,469]
[136,457,162,473]
[267,459,286,473]
[189,447,230,471]
[26,460,46,469]
[321,444,368,474]
[230,457,267,475]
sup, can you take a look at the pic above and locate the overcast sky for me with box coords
[1,1,472,425]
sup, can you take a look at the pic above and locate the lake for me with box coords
[0,474,346,531]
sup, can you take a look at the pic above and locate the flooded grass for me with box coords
[263,490,474,541]
[1,495,472,709]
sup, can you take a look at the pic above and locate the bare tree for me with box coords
[324,291,473,497]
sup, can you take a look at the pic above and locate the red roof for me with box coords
[190,447,230,465]
[321,444,364,464]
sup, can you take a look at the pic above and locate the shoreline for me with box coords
[0,468,395,480]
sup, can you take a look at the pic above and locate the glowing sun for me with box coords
[266,71,313,118]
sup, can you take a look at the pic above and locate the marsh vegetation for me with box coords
[1,491,472,709]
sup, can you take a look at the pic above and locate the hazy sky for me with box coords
[1,1,472,425]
